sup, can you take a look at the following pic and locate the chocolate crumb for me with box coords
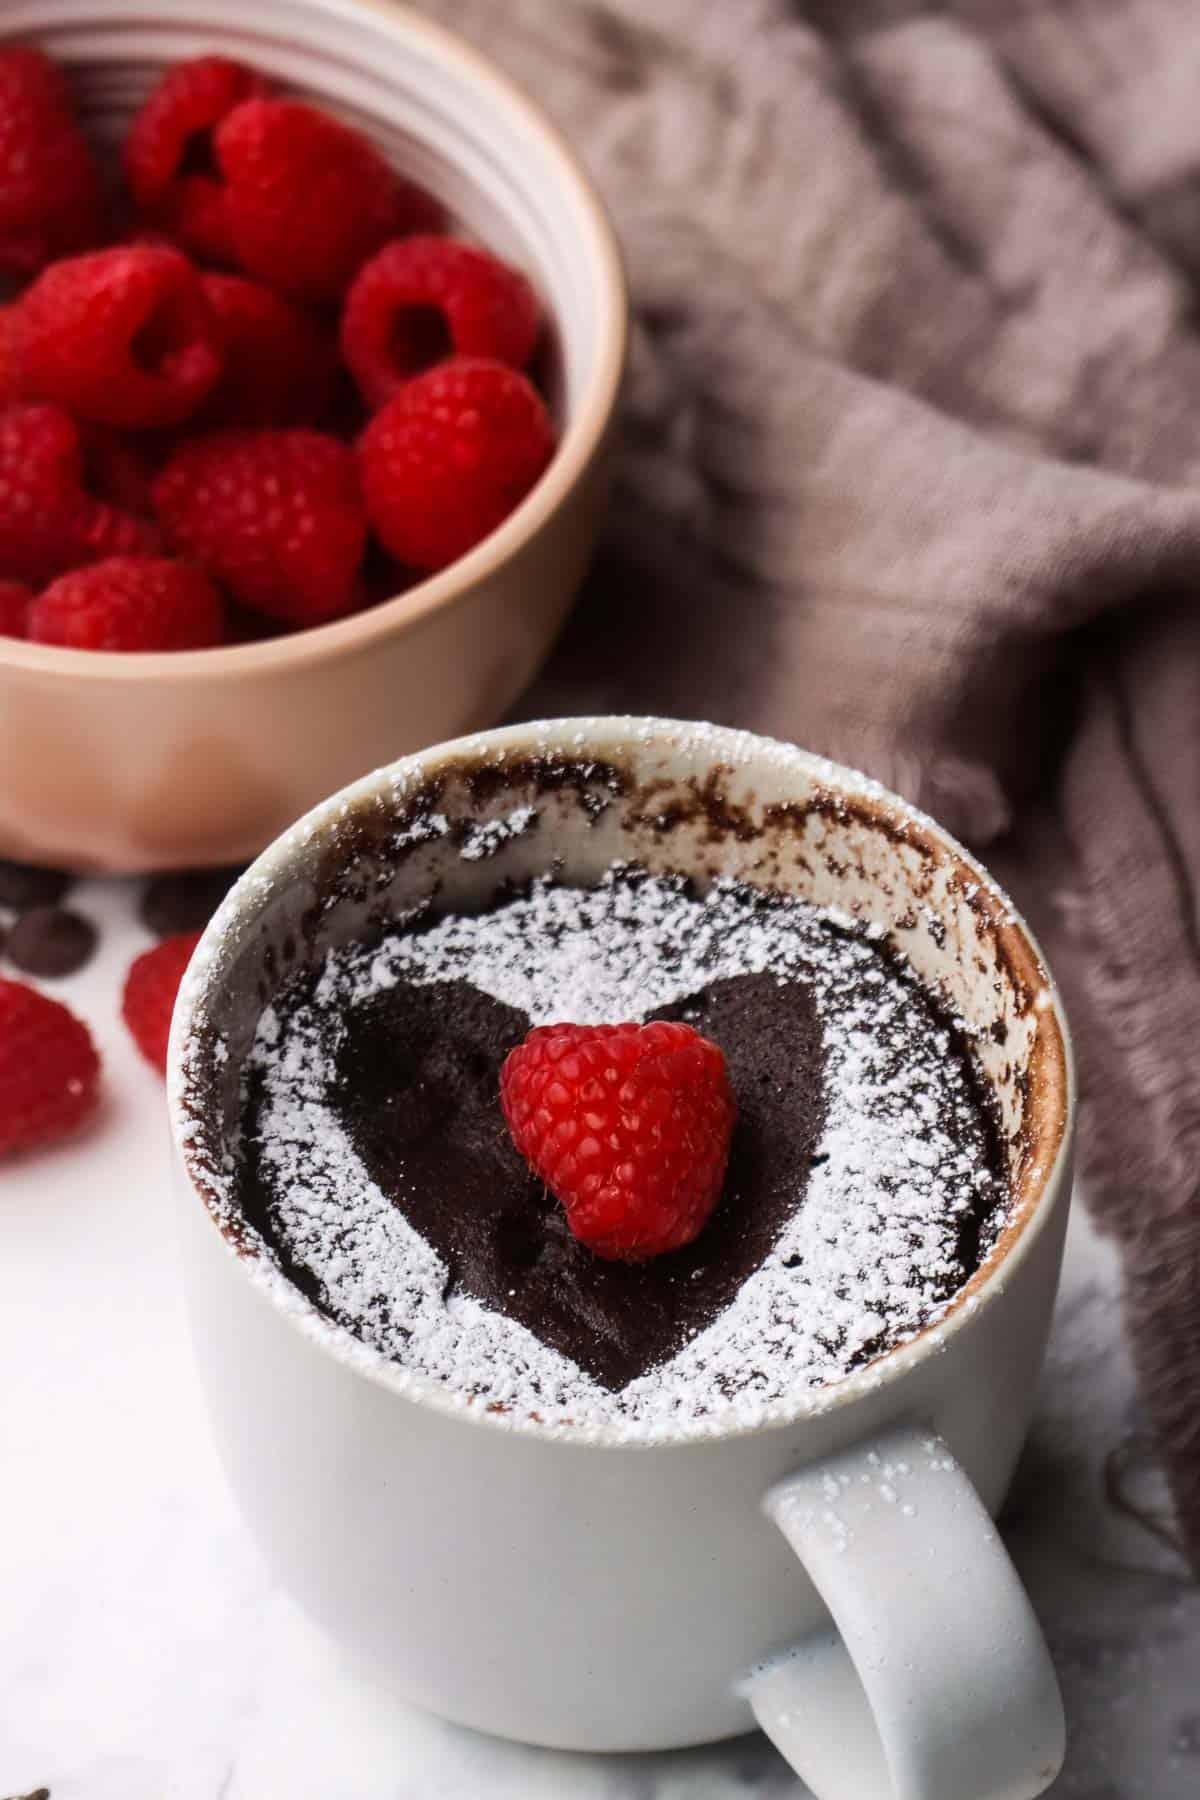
[6,906,97,978]
[141,867,245,938]
[0,858,72,911]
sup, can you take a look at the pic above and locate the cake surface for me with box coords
[232,865,1009,1428]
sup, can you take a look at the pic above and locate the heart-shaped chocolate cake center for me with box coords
[324,971,826,1389]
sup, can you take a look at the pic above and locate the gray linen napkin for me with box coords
[414,0,1200,1565]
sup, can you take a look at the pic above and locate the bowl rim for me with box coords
[0,0,628,685]
[169,715,1077,1452]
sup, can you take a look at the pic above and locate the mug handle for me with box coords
[743,1424,1064,1800]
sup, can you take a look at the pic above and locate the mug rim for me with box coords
[0,0,628,686]
[168,716,1076,1450]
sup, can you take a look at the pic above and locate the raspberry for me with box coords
[340,235,540,409]
[214,98,441,302]
[0,404,158,587]
[359,357,555,571]
[123,56,268,265]
[500,1020,737,1262]
[0,579,32,637]
[0,308,24,406]
[16,246,222,430]
[0,976,101,1155]
[197,273,337,428]
[122,931,202,1074]
[154,428,366,624]
[81,426,161,520]
[0,47,105,277]
[28,556,223,652]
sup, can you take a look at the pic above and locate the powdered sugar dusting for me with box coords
[238,867,1006,1430]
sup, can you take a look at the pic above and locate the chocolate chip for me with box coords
[0,857,72,911]
[140,866,245,938]
[6,906,98,978]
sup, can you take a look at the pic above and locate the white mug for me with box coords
[169,718,1074,1800]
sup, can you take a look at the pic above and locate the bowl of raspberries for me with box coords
[0,0,626,871]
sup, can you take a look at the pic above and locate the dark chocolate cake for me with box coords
[232,866,1008,1428]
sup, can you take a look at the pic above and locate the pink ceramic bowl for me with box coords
[0,0,626,872]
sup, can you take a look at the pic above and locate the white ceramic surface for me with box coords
[167,720,1074,1800]
[2,874,1196,1800]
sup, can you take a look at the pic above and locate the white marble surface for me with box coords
[2,877,1197,1800]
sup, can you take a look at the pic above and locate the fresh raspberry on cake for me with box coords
[0,47,105,276]
[214,97,441,303]
[501,1020,737,1262]
[123,55,269,265]
[0,403,158,587]
[28,556,224,652]
[197,273,337,428]
[16,245,223,429]
[122,931,202,1074]
[0,976,101,1155]
[153,427,367,624]
[340,235,541,408]
[359,356,554,571]
[0,579,32,637]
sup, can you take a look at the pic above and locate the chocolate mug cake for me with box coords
[170,720,1071,1787]
[179,728,1045,1437]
